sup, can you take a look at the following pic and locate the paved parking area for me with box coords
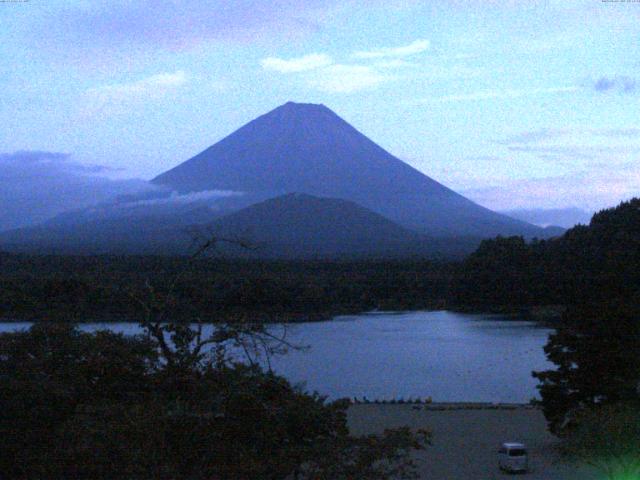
[347,404,599,479]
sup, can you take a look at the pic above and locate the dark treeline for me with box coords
[452,198,640,311]
[449,198,640,475]
[520,198,640,472]
[0,255,454,323]
[2,199,640,323]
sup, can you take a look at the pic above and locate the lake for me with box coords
[0,311,553,403]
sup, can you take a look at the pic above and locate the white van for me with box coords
[498,442,528,473]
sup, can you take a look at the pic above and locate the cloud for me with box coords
[465,124,640,210]
[594,127,640,138]
[32,0,344,65]
[306,64,389,93]
[465,155,504,162]
[88,71,187,98]
[0,151,151,231]
[506,145,637,161]
[464,165,640,211]
[497,127,640,163]
[418,64,485,81]
[419,86,578,103]
[500,128,571,144]
[261,54,333,73]
[0,151,124,180]
[28,1,420,66]
[593,75,636,93]
[372,59,418,69]
[81,71,187,116]
[353,39,430,59]
[259,39,447,94]
[118,190,244,209]
[261,42,420,92]
[502,127,640,144]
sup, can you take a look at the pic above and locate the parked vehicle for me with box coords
[498,442,528,473]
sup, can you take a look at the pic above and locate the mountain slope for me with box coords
[153,102,543,238]
[207,193,479,258]
[211,193,421,257]
[0,193,481,258]
[0,209,204,255]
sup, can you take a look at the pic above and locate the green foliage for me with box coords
[3,198,640,320]
[0,236,434,479]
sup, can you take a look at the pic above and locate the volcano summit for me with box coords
[0,102,549,256]
[153,102,541,238]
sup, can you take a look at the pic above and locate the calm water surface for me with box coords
[0,311,553,402]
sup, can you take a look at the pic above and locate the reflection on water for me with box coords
[0,311,552,402]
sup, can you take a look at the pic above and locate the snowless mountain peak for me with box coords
[153,102,543,238]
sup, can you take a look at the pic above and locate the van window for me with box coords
[508,449,526,457]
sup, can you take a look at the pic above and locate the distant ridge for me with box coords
[153,102,544,238]
[500,207,590,229]
[207,193,479,258]
[0,193,481,258]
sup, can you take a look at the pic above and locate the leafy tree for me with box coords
[532,298,640,434]
[0,237,431,478]
[0,322,430,479]
[0,323,157,478]
[123,237,431,479]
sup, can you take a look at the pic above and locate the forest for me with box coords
[0,255,453,323]
[1,199,639,323]
[1,199,639,478]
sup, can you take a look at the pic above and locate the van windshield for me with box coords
[508,449,526,457]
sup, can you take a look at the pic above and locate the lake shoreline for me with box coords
[0,304,565,325]
[1,311,553,403]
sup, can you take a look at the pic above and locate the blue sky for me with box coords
[1,0,639,211]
